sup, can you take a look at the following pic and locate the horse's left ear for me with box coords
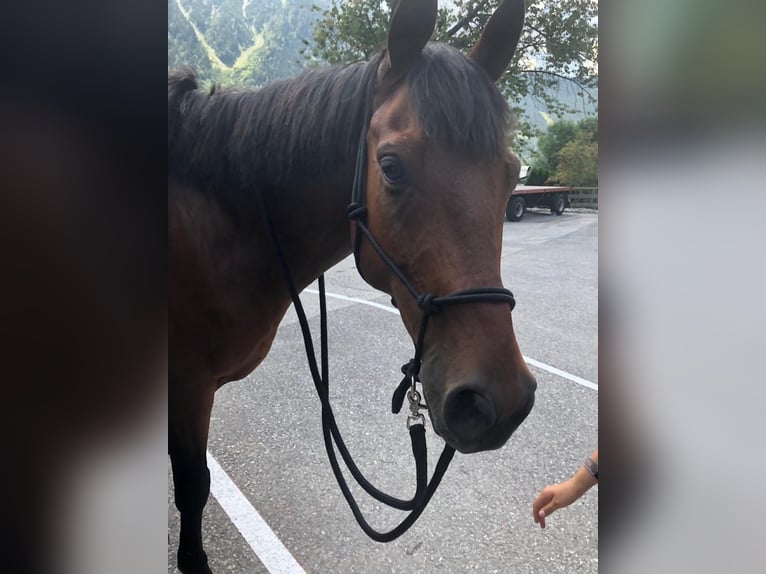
[469,0,525,82]
[385,0,438,76]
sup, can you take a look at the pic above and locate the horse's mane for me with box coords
[168,43,510,193]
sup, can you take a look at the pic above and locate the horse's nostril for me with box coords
[443,387,496,442]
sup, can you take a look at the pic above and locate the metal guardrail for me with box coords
[569,187,598,209]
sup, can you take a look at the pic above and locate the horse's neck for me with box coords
[235,68,370,291]
[263,169,355,292]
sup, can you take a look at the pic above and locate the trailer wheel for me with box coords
[507,196,525,222]
[551,193,566,216]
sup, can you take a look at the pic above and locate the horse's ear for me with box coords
[385,0,438,76]
[468,0,525,82]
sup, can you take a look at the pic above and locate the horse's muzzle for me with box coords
[441,375,536,453]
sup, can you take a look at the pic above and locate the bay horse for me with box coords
[169,0,536,571]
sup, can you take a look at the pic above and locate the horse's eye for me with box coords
[379,156,407,186]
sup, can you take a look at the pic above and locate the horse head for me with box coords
[355,0,536,454]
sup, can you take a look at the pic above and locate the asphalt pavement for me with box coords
[169,208,599,573]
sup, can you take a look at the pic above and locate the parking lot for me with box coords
[169,209,598,573]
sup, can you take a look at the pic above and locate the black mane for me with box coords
[168,43,510,192]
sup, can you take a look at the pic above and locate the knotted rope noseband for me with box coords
[258,75,516,542]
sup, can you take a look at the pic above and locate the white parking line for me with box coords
[207,452,307,574]
[522,357,598,390]
[304,288,598,391]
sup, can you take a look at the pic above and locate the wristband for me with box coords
[584,456,598,480]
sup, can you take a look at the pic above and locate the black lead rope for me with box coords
[257,190,452,542]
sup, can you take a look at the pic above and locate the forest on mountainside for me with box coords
[168,0,325,87]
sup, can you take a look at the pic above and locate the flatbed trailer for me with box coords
[506,184,572,221]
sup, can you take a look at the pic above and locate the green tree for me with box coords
[533,116,597,185]
[525,166,550,185]
[307,0,598,145]
[554,133,597,186]
[536,119,579,175]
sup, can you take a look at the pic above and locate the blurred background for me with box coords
[600,0,766,572]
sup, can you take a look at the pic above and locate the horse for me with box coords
[168,0,537,571]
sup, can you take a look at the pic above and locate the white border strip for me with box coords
[305,288,598,391]
[207,452,307,574]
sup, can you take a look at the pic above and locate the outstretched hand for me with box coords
[532,449,598,528]
[532,479,583,528]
